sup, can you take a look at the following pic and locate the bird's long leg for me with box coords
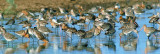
[98,35,100,42]
[61,27,63,36]
[43,34,47,39]
[65,32,67,39]
[136,33,139,38]
[32,40,35,47]
[12,25,13,30]
[56,27,58,35]
[120,36,122,45]
[0,35,3,39]
[109,36,111,40]
[59,25,62,44]
[22,37,24,43]
[28,38,30,42]
[8,42,9,47]
[46,34,49,40]
[79,38,82,42]
[139,27,144,32]
[10,25,11,28]
[153,22,155,28]
[88,22,90,30]
[11,25,14,32]
[54,27,57,34]
[153,34,157,39]
[66,33,72,41]
[30,35,34,42]
[12,41,13,47]
[59,25,61,36]
[83,25,85,30]
[88,39,91,46]
[54,28,56,35]
[57,27,58,35]
[37,40,39,45]
[9,25,12,32]
[71,34,72,43]
[147,36,150,39]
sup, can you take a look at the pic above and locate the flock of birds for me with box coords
[0,2,160,48]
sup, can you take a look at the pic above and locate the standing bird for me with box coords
[119,16,129,24]
[18,10,28,18]
[148,13,160,27]
[23,24,34,35]
[23,23,36,42]
[33,27,48,43]
[36,24,53,38]
[5,16,15,28]
[70,9,76,17]
[124,7,135,17]
[119,28,139,39]
[49,18,59,28]
[140,24,160,38]
[35,19,48,26]
[58,7,68,14]
[133,7,144,15]
[0,26,17,44]
[18,10,35,18]
[119,20,138,30]
[115,2,120,10]
[15,29,30,41]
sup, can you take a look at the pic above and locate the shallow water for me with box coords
[0,8,160,54]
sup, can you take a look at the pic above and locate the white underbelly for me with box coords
[4,37,13,41]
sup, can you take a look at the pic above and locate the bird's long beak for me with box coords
[33,24,36,27]
[31,18,33,21]
[139,26,144,32]
[134,22,138,26]
[136,33,139,38]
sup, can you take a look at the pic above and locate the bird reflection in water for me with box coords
[4,47,16,54]
[103,39,116,51]
[61,39,95,53]
[17,41,29,54]
[120,33,138,51]
[145,39,158,54]
[29,42,49,54]
[94,45,102,54]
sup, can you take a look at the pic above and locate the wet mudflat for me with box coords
[0,7,160,54]
[1,0,160,54]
